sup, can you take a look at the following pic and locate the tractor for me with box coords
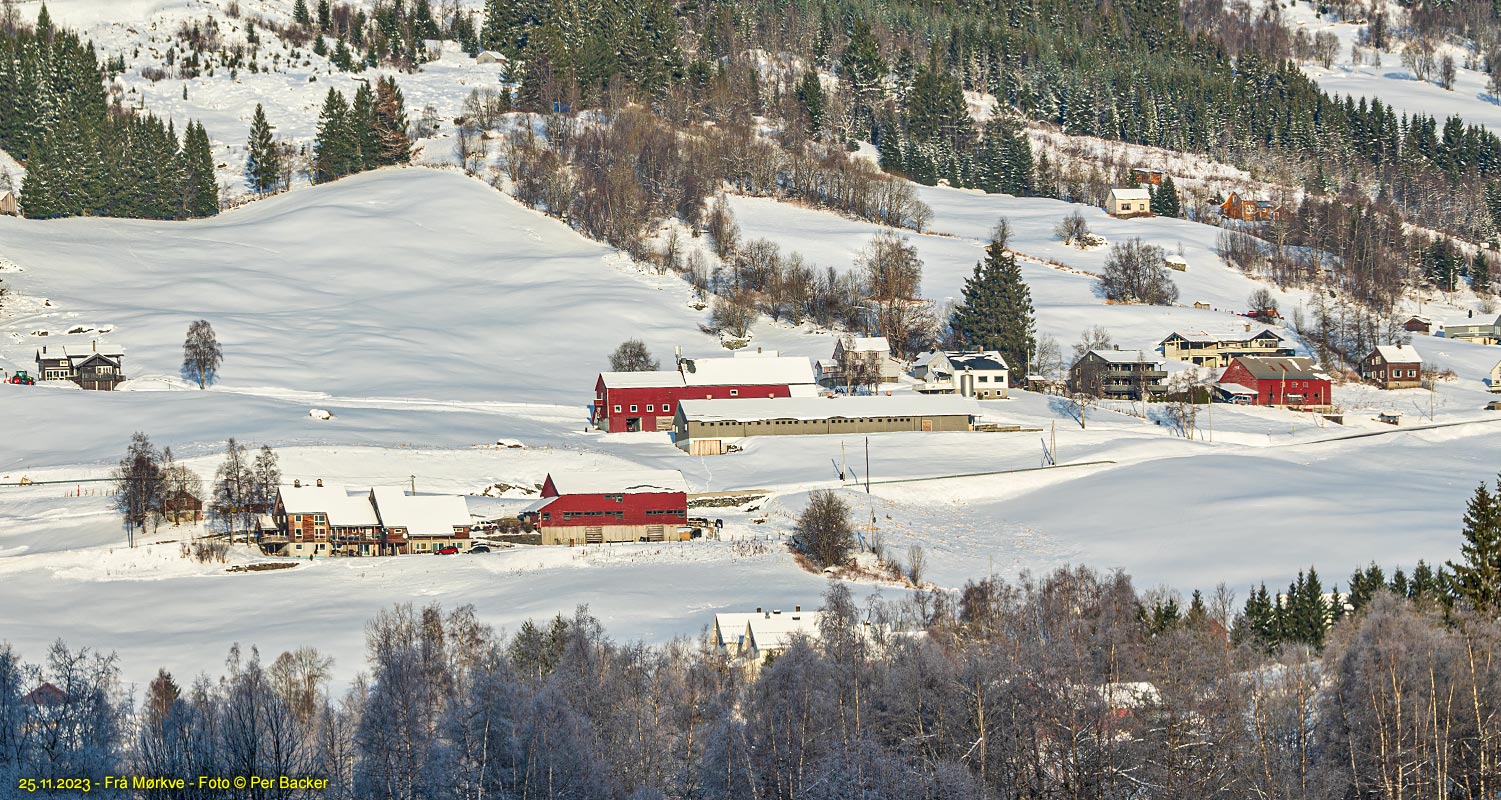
[7,371,35,385]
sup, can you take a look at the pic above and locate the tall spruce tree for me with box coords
[245,103,280,194]
[180,120,218,218]
[313,88,360,183]
[797,70,824,134]
[371,76,411,166]
[292,0,312,26]
[949,219,1036,378]
[1448,476,1501,615]
[351,82,380,170]
[1152,175,1182,217]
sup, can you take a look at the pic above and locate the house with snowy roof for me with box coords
[1489,360,1501,393]
[912,350,1010,398]
[1067,349,1167,400]
[1441,314,1501,345]
[267,480,474,557]
[1159,326,1293,368]
[592,355,817,433]
[673,395,980,455]
[1217,356,1332,409]
[521,470,689,545]
[1359,343,1423,390]
[829,334,904,387]
[1106,187,1151,218]
[33,340,125,390]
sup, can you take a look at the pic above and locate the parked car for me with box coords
[434,545,460,555]
[467,544,491,554]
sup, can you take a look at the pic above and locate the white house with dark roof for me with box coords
[912,350,1010,398]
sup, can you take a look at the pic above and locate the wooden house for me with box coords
[1359,344,1423,390]
[1067,349,1168,399]
[1159,326,1293,367]
[33,341,125,390]
[1130,168,1166,186]
[1404,315,1433,334]
[1220,191,1286,222]
[163,490,203,524]
[1216,356,1332,409]
[1106,187,1151,218]
[266,480,473,557]
[0,189,18,216]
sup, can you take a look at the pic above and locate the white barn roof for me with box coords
[1111,187,1150,201]
[599,369,683,389]
[1374,344,1421,363]
[370,488,471,537]
[546,469,689,496]
[678,355,815,387]
[678,395,980,422]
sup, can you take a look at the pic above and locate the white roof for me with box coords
[840,336,890,353]
[678,394,980,422]
[35,339,125,360]
[678,356,815,387]
[1374,344,1422,364]
[746,610,824,651]
[370,487,471,537]
[732,349,779,358]
[712,612,760,645]
[1111,187,1150,200]
[1216,382,1257,396]
[1164,254,1188,264]
[599,369,683,389]
[278,484,379,527]
[546,469,688,496]
[1088,349,1163,365]
[1163,327,1284,344]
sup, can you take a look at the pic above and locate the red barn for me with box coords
[1217,356,1332,409]
[524,470,690,545]
[593,355,815,433]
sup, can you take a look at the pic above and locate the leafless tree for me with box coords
[796,490,854,569]
[1101,239,1180,305]
[858,230,931,359]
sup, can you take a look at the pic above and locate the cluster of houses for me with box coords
[31,340,126,390]
[594,338,996,457]
[265,479,476,557]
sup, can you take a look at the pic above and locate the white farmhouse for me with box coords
[912,350,1010,398]
[1106,187,1151,218]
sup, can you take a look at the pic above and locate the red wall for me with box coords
[594,377,793,432]
[535,491,688,527]
[1221,362,1331,406]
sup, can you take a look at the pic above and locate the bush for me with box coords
[796,490,854,569]
[1100,239,1179,305]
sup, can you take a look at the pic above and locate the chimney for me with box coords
[316,479,324,488]
[795,605,801,612]
[1244,322,1251,332]
[42,345,46,354]
[756,607,762,613]
[92,339,97,352]
[294,479,302,488]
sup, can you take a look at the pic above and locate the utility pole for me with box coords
[410,475,416,494]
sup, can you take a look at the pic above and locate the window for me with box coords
[730,389,739,396]
[294,515,303,523]
[978,376,988,382]
[646,405,654,412]
[630,405,638,412]
[614,405,621,412]
[663,403,672,412]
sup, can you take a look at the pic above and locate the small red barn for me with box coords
[593,355,815,433]
[524,470,689,545]
[1218,356,1332,409]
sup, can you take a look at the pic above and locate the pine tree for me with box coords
[245,103,280,195]
[372,75,411,166]
[840,17,886,136]
[797,70,824,134]
[1448,476,1501,615]
[317,0,331,32]
[1152,174,1182,217]
[313,88,359,183]
[949,219,1036,376]
[293,0,312,27]
[1472,251,1492,295]
[351,81,379,170]
[181,120,218,218]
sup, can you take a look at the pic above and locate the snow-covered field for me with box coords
[2,0,1501,687]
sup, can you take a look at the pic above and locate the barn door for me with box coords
[921,418,933,432]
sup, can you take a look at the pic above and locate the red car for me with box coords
[434,545,460,555]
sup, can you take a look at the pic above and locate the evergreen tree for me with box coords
[181,120,218,218]
[245,103,280,195]
[1235,583,1278,648]
[317,0,331,32]
[840,17,886,136]
[949,219,1035,376]
[1151,175,1182,217]
[1473,251,1492,295]
[351,81,380,170]
[313,88,360,182]
[372,75,411,166]
[293,0,312,27]
[1447,476,1501,615]
[797,70,824,134]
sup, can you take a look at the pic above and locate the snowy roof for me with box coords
[1162,327,1284,344]
[1215,382,1257,397]
[370,488,471,537]
[545,469,688,496]
[678,356,815,387]
[1231,356,1329,381]
[712,612,761,645]
[599,370,684,389]
[277,484,379,527]
[948,351,1009,371]
[1110,187,1150,200]
[839,336,891,353]
[1088,349,1163,365]
[745,609,824,651]
[1373,344,1422,364]
[732,349,780,358]
[678,395,981,422]
[1164,254,1188,264]
[34,340,124,361]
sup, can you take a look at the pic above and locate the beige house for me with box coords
[1106,187,1151,218]
[1159,326,1293,367]
[475,50,507,65]
[0,189,17,216]
[1489,360,1501,393]
[828,335,903,387]
[713,608,824,673]
[673,395,979,455]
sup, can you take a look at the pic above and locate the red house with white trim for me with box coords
[593,354,816,433]
[523,470,690,545]
[1217,356,1333,409]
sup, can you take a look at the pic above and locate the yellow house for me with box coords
[1106,187,1151,218]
